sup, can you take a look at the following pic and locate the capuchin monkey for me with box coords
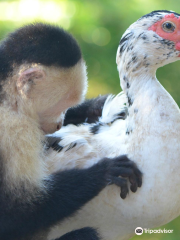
[0,23,142,240]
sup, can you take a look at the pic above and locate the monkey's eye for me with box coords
[162,21,176,33]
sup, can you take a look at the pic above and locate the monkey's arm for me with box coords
[64,95,109,126]
[55,227,100,240]
[0,155,142,240]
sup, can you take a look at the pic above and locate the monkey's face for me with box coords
[7,60,87,134]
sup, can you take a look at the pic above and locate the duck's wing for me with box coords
[46,92,128,173]
[64,95,109,125]
[100,92,128,124]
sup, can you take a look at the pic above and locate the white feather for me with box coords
[100,92,128,124]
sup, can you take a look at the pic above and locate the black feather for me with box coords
[139,10,180,20]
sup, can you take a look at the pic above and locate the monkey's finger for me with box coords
[112,167,138,193]
[133,168,143,188]
[121,163,142,188]
[109,166,141,193]
[125,167,142,190]
[112,156,143,188]
[129,175,138,193]
[108,176,129,199]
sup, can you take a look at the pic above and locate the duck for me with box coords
[46,10,180,240]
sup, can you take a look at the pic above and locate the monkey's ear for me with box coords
[17,67,45,95]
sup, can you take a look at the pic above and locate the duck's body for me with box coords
[47,11,180,240]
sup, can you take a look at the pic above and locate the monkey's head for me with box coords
[0,23,87,133]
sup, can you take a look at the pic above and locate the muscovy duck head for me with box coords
[116,10,180,91]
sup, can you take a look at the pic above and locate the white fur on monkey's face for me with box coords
[35,60,87,133]
[4,59,87,134]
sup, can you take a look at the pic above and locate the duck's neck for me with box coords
[119,59,180,139]
[119,63,156,107]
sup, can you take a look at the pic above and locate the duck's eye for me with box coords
[162,21,176,33]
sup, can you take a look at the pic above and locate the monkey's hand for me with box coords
[64,95,109,126]
[98,155,142,199]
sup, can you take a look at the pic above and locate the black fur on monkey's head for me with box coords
[0,23,82,80]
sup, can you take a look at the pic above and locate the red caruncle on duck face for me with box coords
[148,13,180,54]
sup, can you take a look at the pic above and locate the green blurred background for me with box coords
[0,0,179,239]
